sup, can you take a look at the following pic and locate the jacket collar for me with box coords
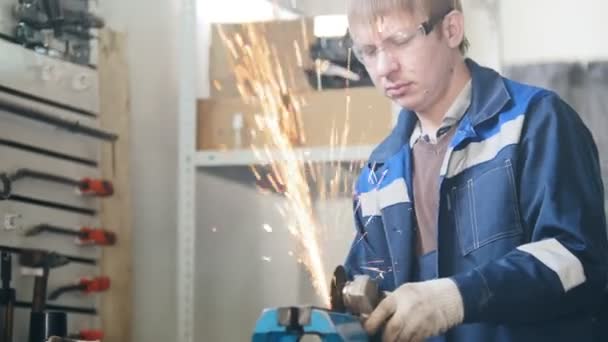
[369,59,511,164]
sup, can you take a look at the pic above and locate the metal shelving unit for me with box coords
[176,1,388,341]
[194,145,374,167]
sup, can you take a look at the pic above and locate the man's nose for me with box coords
[375,50,398,78]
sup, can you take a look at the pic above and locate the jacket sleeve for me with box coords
[344,198,369,279]
[452,92,608,324]
[344,190,396,291]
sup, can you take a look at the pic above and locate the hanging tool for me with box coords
[0,84,97,118]
[15,301,96,315]
[18,249,70,342]
[252,266,383,341]
[47,337,99,342]
[0,246,96,266]
[48,276,110,300]
[8,169,114,197]
[25,224,117,246]
[0,138,98,167]
[0,173,97,216]
[42,311,67,340]
[0,97,117,142]
[2,194,96,216]
[40,0,63,35]
[0,252,15,342]
[68,330,103,341]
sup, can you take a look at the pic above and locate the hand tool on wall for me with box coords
[40,0,63,35]
[48,337,99,342]
[26,224,117,246]
[48,276,110,300]
[8,169,114,197]
[15,301,96,316]
[0,85,96,119]
[0,180,96,215]
[68,330,103,341]
[18,249,70,342]
[0,174,9,200]
[0,97,117,142]
[0,252,16,342]
[42,311,67,340]
[0,138,98,167]
[0,246,96,266]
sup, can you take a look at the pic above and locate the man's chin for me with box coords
[390,95,420,111]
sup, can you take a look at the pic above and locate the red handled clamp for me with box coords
[70,330,104,341]
[25,225,117,246]
[79,227,117,246]
[81,276,111,294]
[78,178,114,197]
[48,276,111,300]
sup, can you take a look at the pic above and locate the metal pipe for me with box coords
[0,85,96,118]
[0,138,98,167]
[0,97,117,142]
[7,195,96,216]
[0,252,15,342]
[14,301,96,316]
[7,169,114,197]
[9,169,80,187]
[0,246,96,266]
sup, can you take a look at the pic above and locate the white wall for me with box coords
[99,1,180,341]
[462,0,503,70]
[499,0,608,65]
[195,171,302,340]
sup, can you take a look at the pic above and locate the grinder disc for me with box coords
[330,265,347,312]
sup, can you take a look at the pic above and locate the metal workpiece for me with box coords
[341,275,383,316]
[330,266,383,316]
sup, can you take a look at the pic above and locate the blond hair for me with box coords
[347,0,470,54]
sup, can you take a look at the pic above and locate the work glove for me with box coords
[364,278,464,342]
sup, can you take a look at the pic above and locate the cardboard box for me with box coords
[209,19,317,99]
[197,87,394,151]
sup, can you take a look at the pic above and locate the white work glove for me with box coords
[364,278,464,342]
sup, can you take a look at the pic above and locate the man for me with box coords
[343,0,608,341]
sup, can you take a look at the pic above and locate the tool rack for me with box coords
[0,10,132,341]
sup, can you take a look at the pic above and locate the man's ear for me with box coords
[442,11,465,49]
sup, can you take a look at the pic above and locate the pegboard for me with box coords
[0,34,113,340]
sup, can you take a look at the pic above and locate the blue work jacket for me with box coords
[345,59,608,341]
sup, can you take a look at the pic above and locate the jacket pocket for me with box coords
[450,159,523,256]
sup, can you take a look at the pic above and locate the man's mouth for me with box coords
[385,82,413,98]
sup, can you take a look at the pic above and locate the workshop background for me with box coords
[0,0,606,341]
